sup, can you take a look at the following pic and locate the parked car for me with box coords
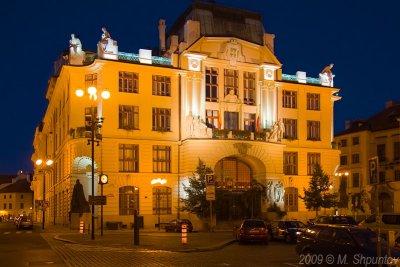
[268,220,307,243]
[164,219,193,232]
[308,215,357,226]
[235,219,269,245]
[296,224,400,266]
[16,216,33,230]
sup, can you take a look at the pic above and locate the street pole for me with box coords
[42,173,45,230]
[376,183,382,267]
[101,183,103,236]
[133,209,139,245]
[158,188,161,231]
[91,106,95,241]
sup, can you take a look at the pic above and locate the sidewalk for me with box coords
[44,224,236,252]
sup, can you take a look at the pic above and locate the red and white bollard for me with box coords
[181,223,187,245]
[79,221,84,235]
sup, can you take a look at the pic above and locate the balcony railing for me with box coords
[215,181,252,190]
[212,129,266,141]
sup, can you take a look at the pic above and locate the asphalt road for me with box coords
[0,221,67,267]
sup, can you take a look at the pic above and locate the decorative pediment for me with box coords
[219,39,245,66]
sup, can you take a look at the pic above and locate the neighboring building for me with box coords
[31,2,341,229]
[334,101,400,216]
[0,172,34,220]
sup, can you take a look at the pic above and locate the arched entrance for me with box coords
[214,157,264,221]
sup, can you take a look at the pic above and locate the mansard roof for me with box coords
[168,1,265,45]
[0,178,32,193]
[335,101,400,136]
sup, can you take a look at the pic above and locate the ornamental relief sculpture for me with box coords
[219,39,245,66]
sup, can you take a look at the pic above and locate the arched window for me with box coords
[214,158,251,189]
[152,186,172,215]
[119,186,139,215]
[284,187,298,212]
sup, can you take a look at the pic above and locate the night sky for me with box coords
[0,0,398,174]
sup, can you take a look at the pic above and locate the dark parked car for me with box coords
[165,219,193,232]
[296,224,400,266]
[268,220,307,243]
[235,219,269,245]
[309,215,357,226]
[16,216,33,230]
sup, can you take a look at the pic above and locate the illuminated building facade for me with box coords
[31,2,341,229]
[334,101,400,216]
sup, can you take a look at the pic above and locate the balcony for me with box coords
[212,129,266,141]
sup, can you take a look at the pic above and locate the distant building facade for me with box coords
[0,172,33,220]
[31,2,341,229]
[334,101,400,217]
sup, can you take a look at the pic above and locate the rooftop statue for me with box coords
[319,63,335,87]
[69,33,85,65]
[97,27,118,60]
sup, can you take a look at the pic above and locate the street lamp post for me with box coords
[76,86,110,240]
[35,159,53,230]
[151,178,167,231]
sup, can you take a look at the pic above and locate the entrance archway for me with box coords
[214,157,264,221]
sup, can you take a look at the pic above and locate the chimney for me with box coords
[263,33,275,54]
[345,120,352,130]
[158,19,166,52]
[385,100,398,109]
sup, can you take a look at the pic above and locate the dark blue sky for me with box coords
[0,0,398,174]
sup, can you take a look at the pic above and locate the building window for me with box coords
[352,137,360,145]
[119,71,138,93]
[9,195,11,199]
[394,142,400,161]
[340,139,347,147]
[3,195,6,199]
[244,113,255,131]
[284,187,298,212]
[3,204,5,209]
[20,203,24,209]
[224,111,239,130]
[307,153,321,175]
[153,145,171,173]
[119,186,139,215]
[9,203,12,209]
[283,152,298,175]
[119,105,139,130]
[352,173,360,188]
[224,69,238,96]
[243,72,255,105]
[352,154,360,164]
[307,93,320,110]
[119,144,139,172]
[307,121,320,141]
[379,171,386,183]
[205,110,219,128]
[282,90,297,109]
[20,195,23,199]
[152,75,171,96]
[152,108,171,131]
[205,67,218,102]
[395,170,400,181]
[340,155,348,165]
[283,118,297,139]
[85,73,97,89]
[152,187,172,215]
[377,144,386,162]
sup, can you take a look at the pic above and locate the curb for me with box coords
[53,234,237,253]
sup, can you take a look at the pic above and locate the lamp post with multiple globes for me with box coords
[76,86,110,240]
[35,159,53,230]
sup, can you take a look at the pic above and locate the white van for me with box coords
[359,213,400,240]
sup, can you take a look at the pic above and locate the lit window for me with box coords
[152,187,172,215]
[224,69,238,96]
[119,144,139,172]
[153,145,171,173]
[152,75,171,96]
[119,186,139,215]
[284,187,298,212]
[152,108,171,131]
[119,71,139,93]
[205,67,219,102]
[244,113,255,131]
[243,72,255,105]
[205,110,219,128]
[119,105,139,130]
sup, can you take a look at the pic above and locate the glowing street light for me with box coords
[76,86,110,240]
[35,159,53,230]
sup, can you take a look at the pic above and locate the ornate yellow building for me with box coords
[31,2,341,229]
